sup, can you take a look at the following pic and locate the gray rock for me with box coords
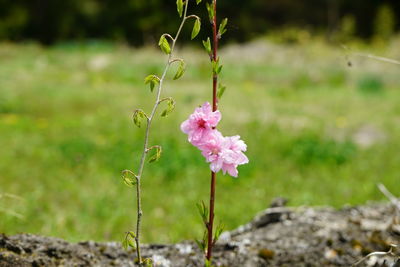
[1,203,399,266]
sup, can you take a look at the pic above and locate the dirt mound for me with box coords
[1,202,399,266]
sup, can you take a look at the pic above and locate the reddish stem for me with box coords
[206,172,216,260]
[207,0,218,262]
[212,0,218,112]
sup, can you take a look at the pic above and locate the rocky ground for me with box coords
[1,201,400,267]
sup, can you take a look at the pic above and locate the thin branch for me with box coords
[161,33,174,42]
[378,183,400,211]
[0,207,24,220]
[352,244,398,266]
[0,193,24,201]
[169,58,184,65]
[132,1,192,265]
[342,45,400,66]
[206,0,219,263]
[186,15,201,20]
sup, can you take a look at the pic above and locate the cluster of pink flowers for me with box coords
[181,102,248,177]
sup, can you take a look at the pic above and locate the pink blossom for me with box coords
[200,132,249,178]
[180,102,221,146]
[199,130,225,172]
[220,136,249,177]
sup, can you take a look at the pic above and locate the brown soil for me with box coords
[1,202,400,266]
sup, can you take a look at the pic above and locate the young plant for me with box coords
[122,1,201,265]
[180,0,249,265]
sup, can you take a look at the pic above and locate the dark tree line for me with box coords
[0,0,399,45]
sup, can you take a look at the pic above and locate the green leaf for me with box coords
[122,170,137,187]
[148,146,162,163]
[196,0,202,4]
[202,37,211,55]
[158,35,171,54]
[191,18,201,40]
[132,109,147,128]
[216,65,222,74]
[122,238,129,250]
[173,60,186,80]
[128,231,136,238]
[143,258,153,267]
[195,239,205,253]
[218,18,228,36]
[212,58,222,75]
[144,75,160,92]
[217,83,226,99]
[160,97,176,117]
[127,238,136,249]
[206,2,214,22]
[213,222,224,244]
[195,229,208,253]
[122,231,136,250]
[176,0,183,17]
[196,201,208,224]
[127,231,136,249]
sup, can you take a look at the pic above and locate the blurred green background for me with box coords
[0,0,400,244]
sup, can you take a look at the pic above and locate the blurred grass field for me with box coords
[0,38,399,243]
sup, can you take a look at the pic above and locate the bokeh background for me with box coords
[1,0,400,243]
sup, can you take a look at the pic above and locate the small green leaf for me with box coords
[216,65,222,74]
[195,239,205,253]
[143,258,153,267]
[128,231,136,238]
[144,75,160,92]
[212,58,222,75]
[206,2,214,22]
[173,60,186,80]
[196,0,202,4]
[195,229,208,253]
[132,109,147,128]
[217,83,226,99]
[127,231,136,248]
[196,201,208,224]
[122,170,137,187]
[122,238,129,250]
[160,97,176,117]
[158,35,171,54]
[213,222,224,244]
[148,146,162,163]
[127,238,136,249]
[202,37,212,55]
[176,0,183,17]
[122,231,136,250]
[191,18,201,40]
[218,18,228,36]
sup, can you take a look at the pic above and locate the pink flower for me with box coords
[180,102,221,146]
[181,102,249,177]
[199,130,225,172]
[200,132,249,177]
[219,136,249,177]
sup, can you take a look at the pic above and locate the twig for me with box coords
[132,1,192,265]
[0,207,24,220]
[352,244,398,266]
[0,193,24,201]
[342,45,400,66]
[378,183,400,211]
[206,0,219,263]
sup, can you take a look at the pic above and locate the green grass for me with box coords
[0,38,399,244]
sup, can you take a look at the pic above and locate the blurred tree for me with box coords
[334,14,356,42]
[374,4,396,41]
[0,0,398,45]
